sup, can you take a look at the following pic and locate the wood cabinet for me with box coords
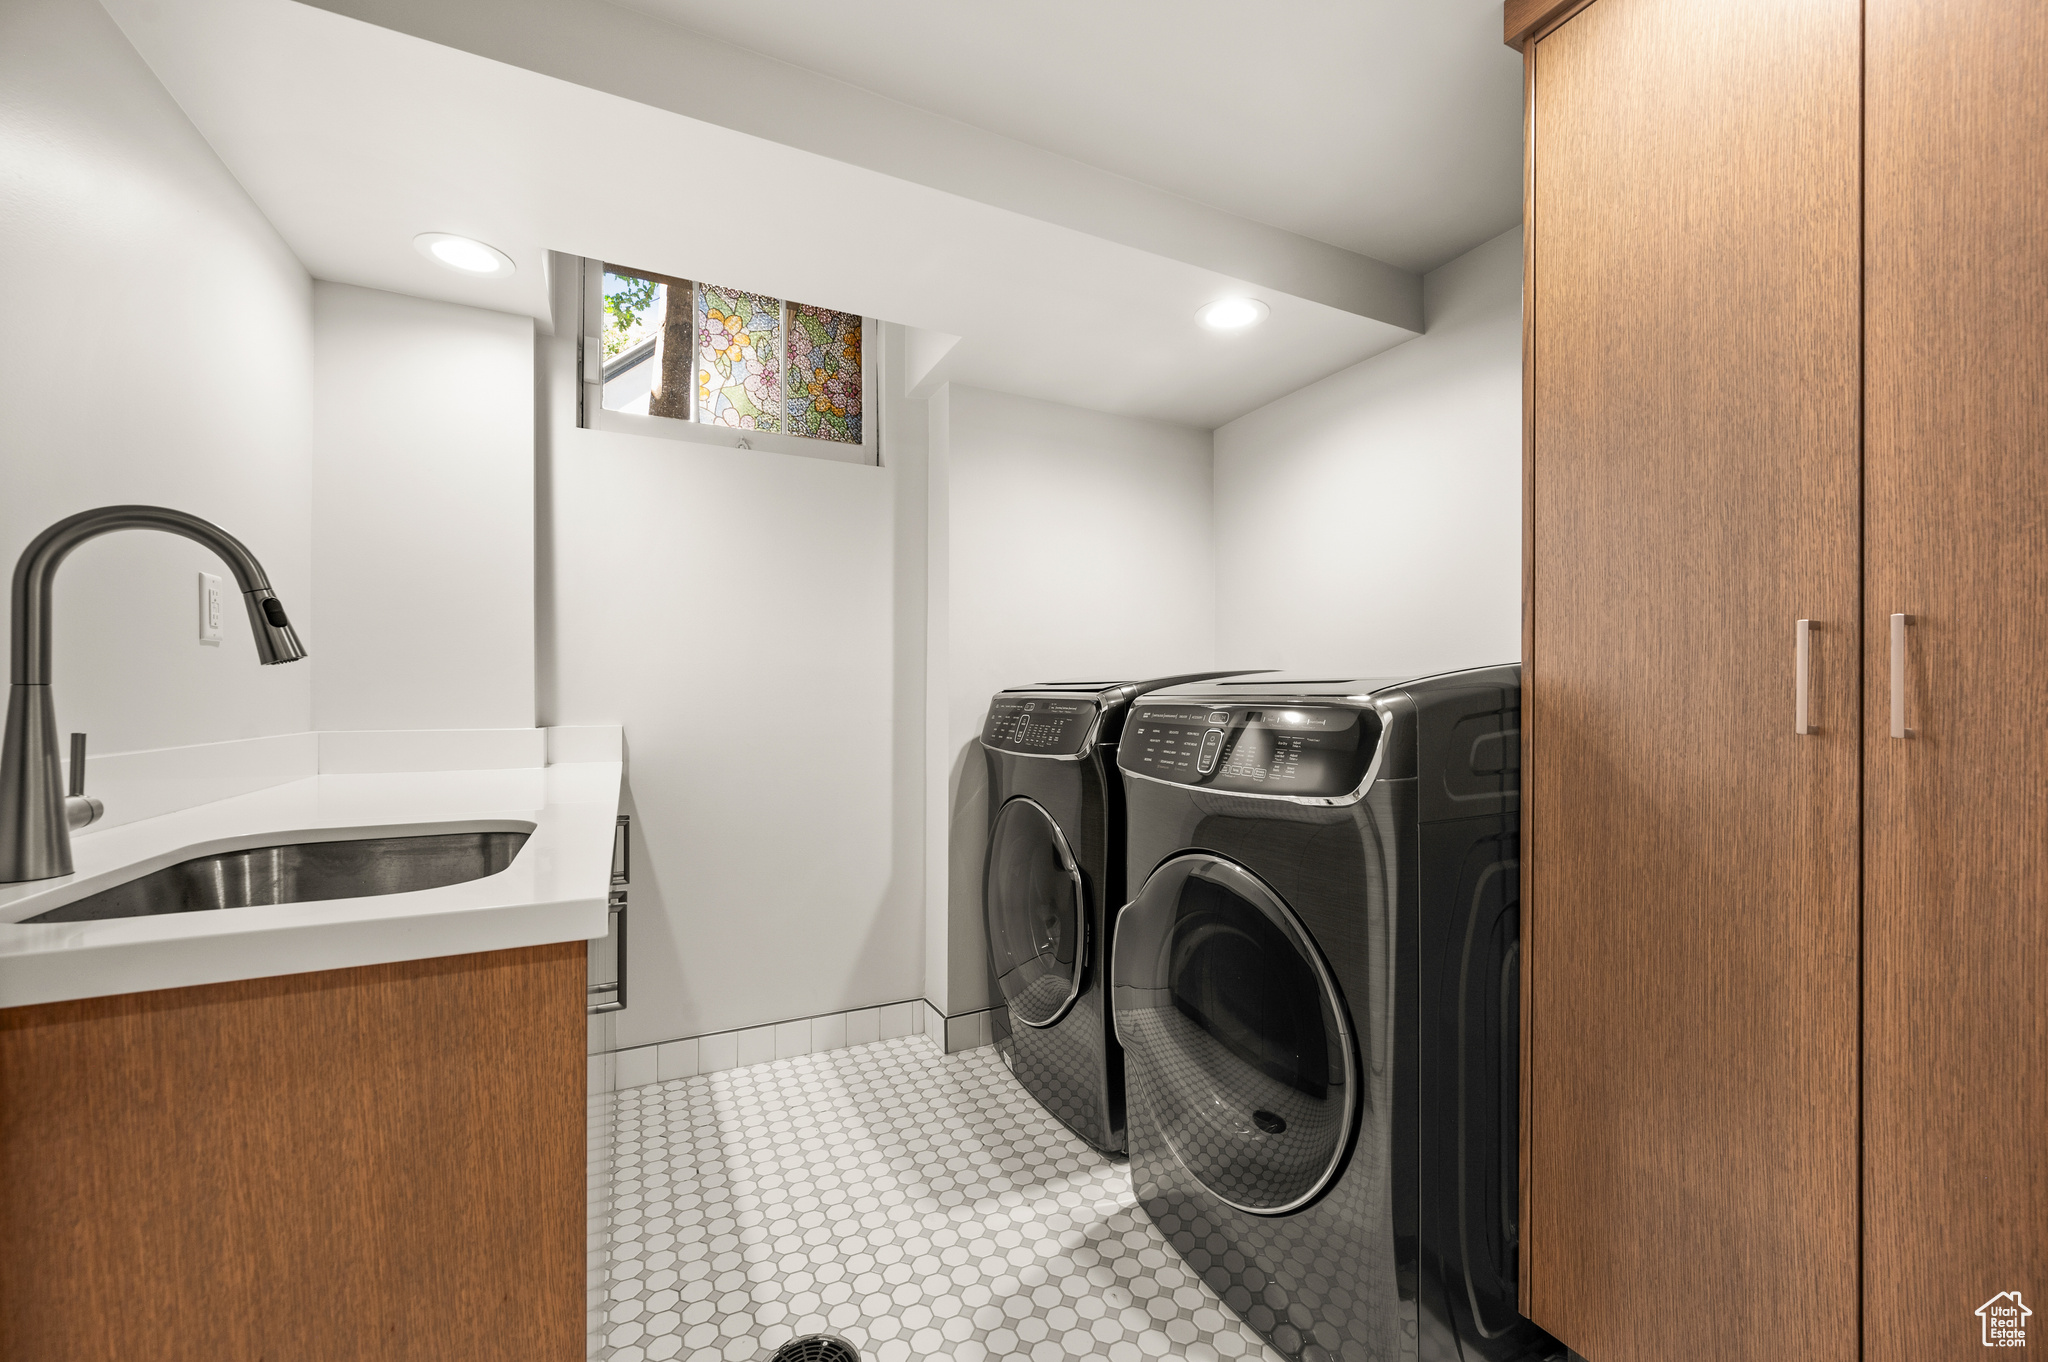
[1863,2,2048,1354]
[0,943,586,1362]
[1512,0,2046,1356]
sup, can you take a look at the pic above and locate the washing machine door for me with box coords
[984,797,1087,1029]
[1112,853,1356,1215]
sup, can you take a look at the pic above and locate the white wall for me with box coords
[0,0,312,757]
[538,262,927,1047]
[2,0,1521,1058]
[935,384,1218,1013]
[311,283,535,730]
[1215,226,1524,677]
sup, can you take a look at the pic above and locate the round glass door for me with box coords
[984,797,1087,1029]
[1111,854,1355,1214]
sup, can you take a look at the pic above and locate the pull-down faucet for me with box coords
[0,506,306,885]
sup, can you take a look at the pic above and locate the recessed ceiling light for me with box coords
[1197,297,1270,331]
[413,232,515,277]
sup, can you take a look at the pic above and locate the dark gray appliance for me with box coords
[1109,668,1561,1362]
[980,673,1253,1154]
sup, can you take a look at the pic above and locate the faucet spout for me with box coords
[0,506,307,884]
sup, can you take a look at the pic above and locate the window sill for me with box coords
[584,405,875,467]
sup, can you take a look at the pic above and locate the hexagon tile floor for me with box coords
[596,1033,1287,1362]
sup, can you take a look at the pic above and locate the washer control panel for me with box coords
[982,696,1100,756]
[1119,703,1379,796]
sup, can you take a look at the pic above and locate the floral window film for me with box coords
[785,303,863,444]
[586,260,870,454]
[696,284,784,433]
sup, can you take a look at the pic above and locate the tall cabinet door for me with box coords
[1865,3,2048,1353]
[1522,0,1863,1357]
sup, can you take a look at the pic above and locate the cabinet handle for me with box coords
[1890,613,1915,739]
[588,890,628,1014]
[590,815,630,1013]
[1795,620,1817,735]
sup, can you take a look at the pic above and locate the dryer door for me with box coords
[1112,853,1356,1215]
[984,797,1087,1029]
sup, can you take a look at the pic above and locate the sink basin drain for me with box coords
[768,1334,860,1362]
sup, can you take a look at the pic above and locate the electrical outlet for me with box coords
[198,571,223,646]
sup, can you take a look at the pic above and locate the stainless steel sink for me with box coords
[25,831,530,923]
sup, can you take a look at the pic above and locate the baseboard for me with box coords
[603,998,1001,1092]
[939,1005,998,1054]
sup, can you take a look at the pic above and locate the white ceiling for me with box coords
[609,0,1525,275]
[100,0,1522,427]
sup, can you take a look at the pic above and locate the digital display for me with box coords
[1118,704,1377,797]
[981,696,1100,756]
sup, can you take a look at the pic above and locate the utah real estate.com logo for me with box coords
[1978,1291,2031,1348]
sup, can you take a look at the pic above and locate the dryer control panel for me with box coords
[982,696,1100,756]
[1120,704,1380,797]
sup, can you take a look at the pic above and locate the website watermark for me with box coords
[1979,1292,2032,1348]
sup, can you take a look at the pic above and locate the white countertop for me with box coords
[0,761,622,1009]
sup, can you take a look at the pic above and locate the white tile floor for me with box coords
[596,1034,1287,1362]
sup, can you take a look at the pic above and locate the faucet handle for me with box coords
[64,732,102,831]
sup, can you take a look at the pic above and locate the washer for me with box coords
[980,674,1252,1154]
[1110,668,1561,1362]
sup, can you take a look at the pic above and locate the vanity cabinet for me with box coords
[0,942,586,1361]
[1509,0,2046,1357]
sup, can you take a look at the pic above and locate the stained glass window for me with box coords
[586,262,868,451]
[785,302,863,444]
[696,283,783,432]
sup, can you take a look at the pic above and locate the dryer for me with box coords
[1110,668,1560,1362]
[980,673,1251,1154]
